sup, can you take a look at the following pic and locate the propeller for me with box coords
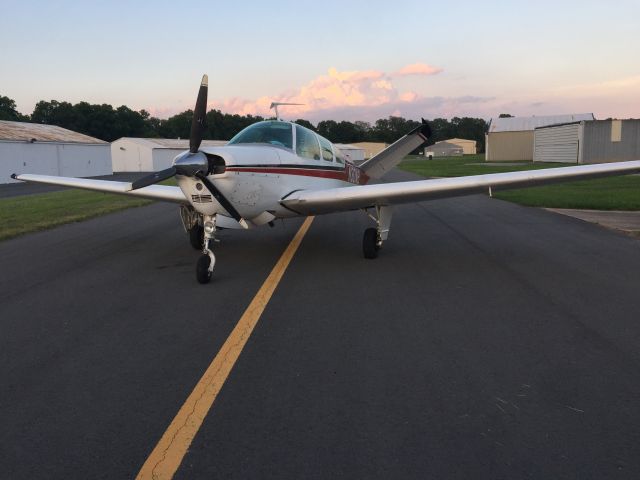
[127,75,248,229]
[190,75,208,153]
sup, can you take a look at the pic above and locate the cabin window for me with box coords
[333,146,345,164]
[295,125,321,160]
[318,135,334,162]
[228,121,293,149]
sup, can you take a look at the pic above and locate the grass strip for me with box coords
[399,155,640,210]
[0,189,153,241]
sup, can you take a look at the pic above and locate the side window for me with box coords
[318,135,334,162]
[295,125,321,160]
[333,146,345,164]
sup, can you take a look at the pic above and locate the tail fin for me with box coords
[360,119,431,180]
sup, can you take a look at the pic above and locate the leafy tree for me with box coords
[158,110,193,139]
[0,95,28,121]
[498,113,513,118]
[17,90,491,152]
[294,119,316,131]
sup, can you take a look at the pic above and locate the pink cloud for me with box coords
[393,63,443,77]
[214,64,445,121]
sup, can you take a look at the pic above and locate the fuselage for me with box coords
[175,120,369,224]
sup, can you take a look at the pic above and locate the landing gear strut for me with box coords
[196,214,217,284]
[362,205,393,259]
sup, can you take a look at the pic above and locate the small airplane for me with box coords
[12,76,640,283]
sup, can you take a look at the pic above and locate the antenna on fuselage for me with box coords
[269,102,304,121]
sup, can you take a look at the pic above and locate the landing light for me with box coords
[204,221,215,234]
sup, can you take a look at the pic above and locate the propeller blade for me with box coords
[128,166,177,191]
[190,74,208,154]
[195,172,249,229]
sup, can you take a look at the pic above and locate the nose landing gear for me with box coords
[196,214,217,284]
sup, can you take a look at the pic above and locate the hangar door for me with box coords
[534,123,580,163]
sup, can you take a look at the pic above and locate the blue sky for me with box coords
[1,0,639,122]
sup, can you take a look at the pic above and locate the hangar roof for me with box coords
[427,141,463,150]
[0,120,107,144]
[445,138,477,145]
[488,114,594,133]
[114,137,228,149]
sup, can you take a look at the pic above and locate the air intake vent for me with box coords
[191,194,213,204]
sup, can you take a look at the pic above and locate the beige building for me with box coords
[445,138,477,154]
[351,142,387,159]
[424,141,464,158]
[486,114,594,162]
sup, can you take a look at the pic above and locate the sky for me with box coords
[1,0,639,123]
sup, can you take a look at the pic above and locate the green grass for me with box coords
[399,155,640,210]
[400,154,562,177]
[0,189,153,241]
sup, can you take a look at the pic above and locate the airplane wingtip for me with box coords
[421,118,432,138]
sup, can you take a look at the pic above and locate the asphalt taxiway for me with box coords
[1,170,640,479]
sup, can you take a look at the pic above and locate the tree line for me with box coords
[1,94,488,152]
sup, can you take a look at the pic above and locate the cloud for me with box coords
[214,63,447,122]
[141,69,638,123]
[392,63,443,77]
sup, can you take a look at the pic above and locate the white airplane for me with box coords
[12,76,640,283]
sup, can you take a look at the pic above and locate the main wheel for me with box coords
[363,227,379,259]
[196,255,212,284]
[189,224,204,250]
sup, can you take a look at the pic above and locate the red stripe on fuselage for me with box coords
[226,164,369,185]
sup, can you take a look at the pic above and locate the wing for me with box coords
[11,173,188,204]
[281,160,640,215]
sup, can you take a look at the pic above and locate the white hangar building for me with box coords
[424,141,464,158]
[1,120,111,184]
[486,114,594,162]
[111,138,228,172]
[334,144,365,163]
[534,119,640,164]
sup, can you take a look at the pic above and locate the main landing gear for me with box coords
[362,205,393,260]
[189,224,204,250]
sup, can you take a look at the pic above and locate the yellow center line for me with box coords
[136,216,315,480]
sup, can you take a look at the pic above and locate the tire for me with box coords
[363,228,379,259]
[189,225,204,250]
[196,255,212,284]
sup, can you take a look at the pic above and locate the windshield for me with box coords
[228,121,293,149]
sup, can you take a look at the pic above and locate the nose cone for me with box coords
[173,151,208,176]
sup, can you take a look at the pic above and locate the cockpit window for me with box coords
[295,125,321,160]
[318,135,334,162]
[228,121,293,149]
[333,146,345,164]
